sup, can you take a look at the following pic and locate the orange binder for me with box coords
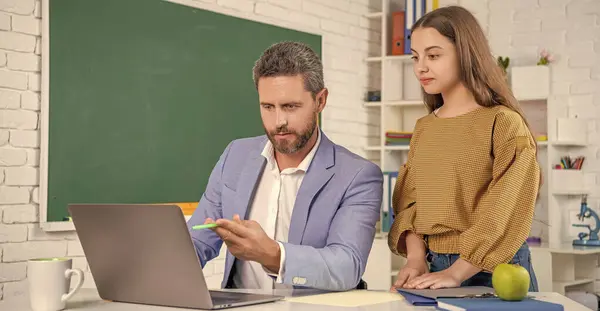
[391,11,405,55]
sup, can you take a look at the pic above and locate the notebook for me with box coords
[437,297,564,311]
[397,286,495,305]
[397,291,437,306]
[400,286,496,299]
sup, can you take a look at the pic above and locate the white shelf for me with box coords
[553,190,590,196]
[363,100,423,107]
[517,96,549,101]
[365,56,382,62]
[365,55,413,62]
[552,140,588,147]
[530,243,600,255]
[364,101,382,107]
[385,55,413,61]
[365,12,383,18]
[387,100,423,106]
[384,145,410,151]
[530,243,599,294]
[555,278,595,288]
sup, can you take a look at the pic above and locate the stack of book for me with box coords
[385,131,412,146]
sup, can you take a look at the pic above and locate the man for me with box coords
[187,41,383,291]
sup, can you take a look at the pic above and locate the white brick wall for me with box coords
[0,12,10,31]
[0,32,36,53]
[0,0,380,300]
[6,52,40,72]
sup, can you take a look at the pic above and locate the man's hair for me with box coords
[252,41,324,99]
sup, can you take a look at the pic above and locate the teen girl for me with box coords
[389,5,540,291]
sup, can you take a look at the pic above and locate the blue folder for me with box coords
[404,0,427,54]
[397,290,437,306]
[437,297,564,311]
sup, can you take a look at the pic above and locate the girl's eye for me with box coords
[428,54,439,60]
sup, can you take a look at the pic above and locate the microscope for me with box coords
[572,194,600,246]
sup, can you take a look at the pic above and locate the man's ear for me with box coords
[316,88,328,113]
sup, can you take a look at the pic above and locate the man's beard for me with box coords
[265,116,317,154]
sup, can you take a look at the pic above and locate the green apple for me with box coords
[492,263,530,301]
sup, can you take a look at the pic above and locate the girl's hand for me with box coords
[403,269,462,289]
[390,257,429,292]
[403,258,481,289]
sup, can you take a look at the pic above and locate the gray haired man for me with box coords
[187,41,383,291]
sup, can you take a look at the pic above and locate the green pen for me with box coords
[192,223,218,230]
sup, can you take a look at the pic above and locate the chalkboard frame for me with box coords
[39,0,325,232]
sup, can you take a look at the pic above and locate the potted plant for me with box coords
[497,56,510,76]
[537,49,554,65]
[510,49,552,100]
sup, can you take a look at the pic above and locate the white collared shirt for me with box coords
[232,130,321,290]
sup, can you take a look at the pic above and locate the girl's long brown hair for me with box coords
[411,5,542,184]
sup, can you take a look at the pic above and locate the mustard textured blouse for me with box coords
[387,105,541,272]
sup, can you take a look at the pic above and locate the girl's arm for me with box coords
[388,120,423,257]
[392,230,429,289]
[405,231,426,261]
[446,258,482,282]
[456,111,540,273]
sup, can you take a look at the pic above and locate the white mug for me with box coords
[27,258,85,311]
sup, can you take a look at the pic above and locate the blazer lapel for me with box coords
[288,133,335,244]
[234,143,267,220]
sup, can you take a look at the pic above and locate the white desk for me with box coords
[0,288,592,311]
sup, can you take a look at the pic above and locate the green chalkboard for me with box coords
[46,0,321,222]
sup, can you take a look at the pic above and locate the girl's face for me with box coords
[410,27,461,95]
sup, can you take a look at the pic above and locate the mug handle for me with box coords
[61,268,85,302]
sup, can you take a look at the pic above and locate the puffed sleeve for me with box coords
[388,122,424,257]
[458,110,541,272]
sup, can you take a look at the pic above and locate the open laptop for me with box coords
[68,203,284,310]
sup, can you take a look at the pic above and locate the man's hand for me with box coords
[390,257,429,292]
[204,215,281,273]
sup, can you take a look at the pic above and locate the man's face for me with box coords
[257,74,324,154]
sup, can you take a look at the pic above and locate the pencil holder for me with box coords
[510,66,549,100]
[556,118,587,145]
[552,169,585,194]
